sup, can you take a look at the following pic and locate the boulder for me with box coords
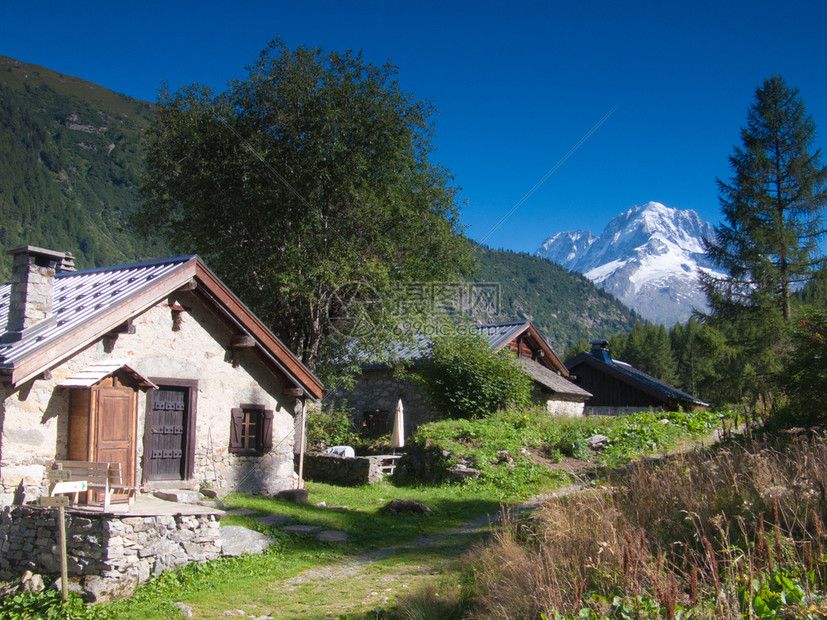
[220,526,277,557]
[585,434,610,449]
[381,498,432,514]
[445,463,481,483]
[276,489,309,504]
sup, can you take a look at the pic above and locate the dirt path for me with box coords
[269,430,728,618]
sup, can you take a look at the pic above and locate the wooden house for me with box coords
[334,320,591,434]
[565,340,708,414]
[0,246,323,507]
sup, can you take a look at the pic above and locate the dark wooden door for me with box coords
[94,386,136,486]
[146,386,189,480]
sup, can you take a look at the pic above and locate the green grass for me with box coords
[1,410,729,619]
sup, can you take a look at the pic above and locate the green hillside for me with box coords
[0,56,638,348]
[473,246,640,350]
[0,56,163,279]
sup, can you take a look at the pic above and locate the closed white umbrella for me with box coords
[391,397,405,450]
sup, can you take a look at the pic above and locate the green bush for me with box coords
[417,327,532,419]
[305,401,359,451]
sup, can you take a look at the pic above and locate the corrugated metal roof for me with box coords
[0,256,195,368]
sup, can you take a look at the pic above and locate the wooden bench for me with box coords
[49,461,137,512]
[378,455,402,476]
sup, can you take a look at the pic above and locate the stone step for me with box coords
[153,489,205,504]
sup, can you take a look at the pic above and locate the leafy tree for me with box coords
[702,75,827,322]
[417,326,532,419]
[700,76,827,413]
[135,40,471,370]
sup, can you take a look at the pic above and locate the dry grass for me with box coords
[466,433,827,619]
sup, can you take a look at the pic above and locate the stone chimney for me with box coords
[4,246,67,342]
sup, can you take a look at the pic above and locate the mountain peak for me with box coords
[536,202,720,324]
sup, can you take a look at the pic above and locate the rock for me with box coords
[316,530,348,542]
[276,489,308,504]
[220,526,277,557]
[20,570,45,594]
[201,488,219,499]
[224,508,257,516]
[174,602,194,617]
[585,434,610,449]
[659,419,671,425]
[153,489,205,504]
[497,450,514,464]
[381,498,432,514]
[256,514,292,526]
[82,575,137,603]
[315,501,327,507]
[281,525,322,536]
[445,463,481,483]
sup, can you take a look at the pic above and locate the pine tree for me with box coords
[700,76,827,412]
[702,75,827,321]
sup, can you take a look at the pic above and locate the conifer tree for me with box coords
[701,76,827,412]
[702,76,827,321]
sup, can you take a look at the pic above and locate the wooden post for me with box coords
[39,495,70,601]
[297,398,306,489]
[58,504,68,602]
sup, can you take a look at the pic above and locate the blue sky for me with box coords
[3,1,826,253]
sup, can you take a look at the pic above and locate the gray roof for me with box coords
[521,358,592,400]
[0,256,194,370]
[369,320,533,365]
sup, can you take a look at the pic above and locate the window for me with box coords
[229,404,274,455]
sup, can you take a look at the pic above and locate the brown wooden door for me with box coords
[94,386,136,487]
[146,387,189,481]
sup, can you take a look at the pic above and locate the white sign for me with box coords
[50,480,88,495]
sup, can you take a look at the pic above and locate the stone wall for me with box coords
[331,368,435,434]
[302,453,386,485]
[0,290,299,506]
[0,505,222,600]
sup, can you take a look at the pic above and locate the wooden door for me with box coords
[94,386,136,487]
[146,386,189,481]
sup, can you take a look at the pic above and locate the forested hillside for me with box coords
[0,56,163,279]
[474,247,639,350]
[0,55,640,350]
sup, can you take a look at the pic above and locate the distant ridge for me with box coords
[0,55,163,280]
[536,202,723,325]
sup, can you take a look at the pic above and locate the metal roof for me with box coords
[0,256,194,369]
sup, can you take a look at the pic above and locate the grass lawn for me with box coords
[102,481,510,619]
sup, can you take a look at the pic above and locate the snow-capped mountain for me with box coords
[536,202,722,325]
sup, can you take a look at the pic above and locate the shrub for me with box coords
[305,401,359,451]
[417,326,532,419]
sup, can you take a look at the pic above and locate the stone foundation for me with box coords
[0,506,222,599]
[302,453,386,485]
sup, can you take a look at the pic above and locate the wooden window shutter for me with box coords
[229,408,243,453]
[258,410,274,453]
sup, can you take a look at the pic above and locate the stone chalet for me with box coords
[0,246,323,508]
[565,340,709,415]
[333,320,591,435]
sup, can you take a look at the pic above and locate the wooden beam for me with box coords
[283,387,304,397]
[230,334,256,349]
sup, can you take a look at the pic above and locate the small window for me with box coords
[229,405,274,455]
